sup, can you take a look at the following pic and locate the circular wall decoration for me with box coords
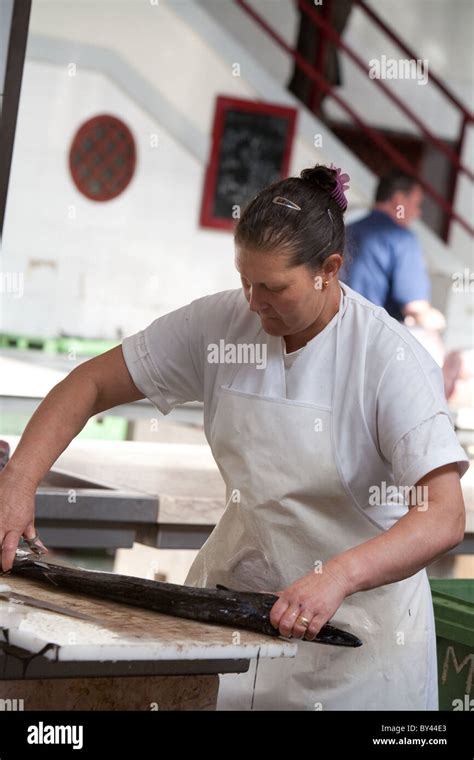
[69,115,136,201]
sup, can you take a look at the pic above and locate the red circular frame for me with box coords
[69,115,136,201]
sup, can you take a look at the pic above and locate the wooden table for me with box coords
[0,574,296,711]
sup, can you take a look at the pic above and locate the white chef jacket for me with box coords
[122,281,469,529]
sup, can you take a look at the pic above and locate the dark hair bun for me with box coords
[300,164,337,194]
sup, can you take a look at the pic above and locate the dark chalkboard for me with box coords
[200,97,297,231]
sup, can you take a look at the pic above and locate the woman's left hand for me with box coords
[269,560,351,641]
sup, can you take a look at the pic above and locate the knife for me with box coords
[0,590,103,624]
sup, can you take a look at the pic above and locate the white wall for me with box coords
[2,0,247,337]
[1,0,472,348]
[2,0,346,337]
[330,0,474,138]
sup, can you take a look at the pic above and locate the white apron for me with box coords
[185,299,438,711]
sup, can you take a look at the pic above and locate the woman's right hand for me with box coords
[0,346,143,573]
[0,469,48,573]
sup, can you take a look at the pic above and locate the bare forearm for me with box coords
[5,368,99,488]
[402,300,446,330]
[402,299,430,316]
[330,500,464,596]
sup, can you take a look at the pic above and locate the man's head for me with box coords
[375,170,423,226]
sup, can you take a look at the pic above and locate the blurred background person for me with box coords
[339,170,474,402]
[341,170,446,330]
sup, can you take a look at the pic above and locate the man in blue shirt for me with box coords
[341,171,445,329]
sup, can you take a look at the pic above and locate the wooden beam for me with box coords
[0,0,32,239]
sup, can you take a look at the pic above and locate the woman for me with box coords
[0,165,468,711]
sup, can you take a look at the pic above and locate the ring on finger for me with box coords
[296,615,310,628]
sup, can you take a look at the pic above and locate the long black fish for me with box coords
[3,554,362,647]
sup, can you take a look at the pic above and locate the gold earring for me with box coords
[324,280,329,289]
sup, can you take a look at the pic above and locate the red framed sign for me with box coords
[200,96,298,231]
[69,114,136,201]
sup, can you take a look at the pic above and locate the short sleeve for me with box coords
[121,299,205,414]
[376,347,469,488]
[391,412,469,488]
[392,231,431,306]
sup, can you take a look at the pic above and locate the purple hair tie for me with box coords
[330,163,350,211]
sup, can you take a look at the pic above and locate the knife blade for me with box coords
[0,590,102,624]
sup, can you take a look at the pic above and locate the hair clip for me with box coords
[272,196,301,211]
[329,164,350,210]
[327,208,335,224]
